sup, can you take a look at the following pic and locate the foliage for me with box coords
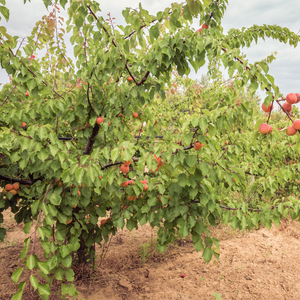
[0,0,299,299]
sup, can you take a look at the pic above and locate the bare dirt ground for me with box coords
[1,209,300,300]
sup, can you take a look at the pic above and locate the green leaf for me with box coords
[65,268,75,282]
[60,245,70,258]
[38,283,51,295]
[0,5,9,21]
[202,246,213,263]
[30,275,39,291]
[49,193,61,206]
[12,267,23,283]
[23,221,32,234]
[75,167,84,185]
[12,291,23,300]
[193,237,204,252]
[38,262,50,275]
[27,255,38,270]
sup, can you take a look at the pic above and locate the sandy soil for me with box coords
[1,209,300,300]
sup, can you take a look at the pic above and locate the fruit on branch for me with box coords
[154,120,157,125]
[197,28,202,34]
[121,181,128,187]
[96,117,104,124]
[295,93,300,103]
[140,179,147,184]
[282,102,292,113]
[127,76,133,82]
[25,91,29,97]
[293,119,300,130]
[267,126,273,134]
[124,161,132,166]
[5,184,13,191]
[12,182,19,190]
[286,125,297,136]
[194,142,204,150]
[66,219,72,224]
[286,93,297,105]
[120,164,129,174]
[262,102,273,112]
[128,195,137,201]
[21,122,27,128]
[259,123,272,134]
[109,121,111,126]
[202,23,209,29]
[10,189,17,196]
[143,184,148,191]
[133,113,138,118]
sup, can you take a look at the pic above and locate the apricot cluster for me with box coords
[120,160,131,174]
[2,182,20,196]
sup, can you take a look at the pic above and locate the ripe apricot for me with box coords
[121,181,128,187]
[293,119,300,130]
[127,76,133,81]
[5,184,13,191]
[259,123,272,134]
[194,142,204,150]
[143,185,148,191]
[124,161,132,166]
[282,102,292,113]
[133,113,138,118]
[286,93,297,105]
[286,125,297,136]
[12,182,19,190]
[21,122,27,127]
[97,117,104,124]
[120,164,129,174]
[66,219,73,224]
[202,23,209,29]
[262,102,273,112]
[10,189,17,195]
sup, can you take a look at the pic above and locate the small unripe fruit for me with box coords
[97,117,104,124]
[120,164,129,174]
[259,123,271,134]
[286,93,297,105]
[286,125,297,136]
[293,119,300,130]
[12,183,19,190]
[262,102,273,112]
[181,273,185,278]
[5,184,13,191]
[133,113,138,118]
[282,102,292,113]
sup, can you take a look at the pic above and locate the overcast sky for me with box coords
[0,0,299,102]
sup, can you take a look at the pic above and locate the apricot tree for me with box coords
[0,0,300,299]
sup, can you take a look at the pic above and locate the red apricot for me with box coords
[5,184,13,191]
[194,142,204,150]
[12,183,19,190]
[286,125,297,136]
[202,23,209,29]
[262,102,273,113]
[120,164,129,174]
[97,117,104,124]
[282,102,292,113]
[286,93,297,105]
[295,93,300,103]
[259,123,271,134]
[293,119,300,130]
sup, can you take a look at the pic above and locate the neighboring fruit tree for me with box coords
[0,0,300,298]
